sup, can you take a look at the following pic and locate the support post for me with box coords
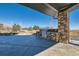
[58,11,69,43]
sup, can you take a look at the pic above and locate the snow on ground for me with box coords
[17,33,33,35]
[70,37,79,45]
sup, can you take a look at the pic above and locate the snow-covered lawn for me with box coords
[70,37,79,45]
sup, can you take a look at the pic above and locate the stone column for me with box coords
[58,11,69,43]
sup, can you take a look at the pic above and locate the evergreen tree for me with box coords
[0,23,4,30]
[12,24,21,32]
[33,25,40,30]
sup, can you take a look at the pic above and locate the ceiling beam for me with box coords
[59,3,77,12]
[20,3,58,17]
[44,3,58,17]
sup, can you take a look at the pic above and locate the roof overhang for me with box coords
[67,4,79,13]
[20,3,78,17]
[20,3,58,17]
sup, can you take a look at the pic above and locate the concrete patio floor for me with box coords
[36,43,79,56]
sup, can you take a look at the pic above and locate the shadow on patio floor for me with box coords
[0,35,57,56]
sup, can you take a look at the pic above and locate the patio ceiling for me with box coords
[20,3,77,17]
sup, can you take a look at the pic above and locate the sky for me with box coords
[69,8,79,30]
[0,3,58,28]
[0,3,78,30]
